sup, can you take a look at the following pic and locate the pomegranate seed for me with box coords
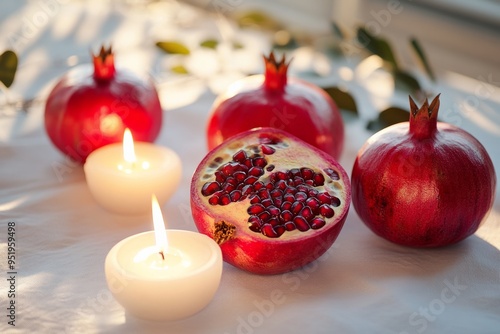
[249,222,260,232]
[268,217,280,227]
[310,217,326,229]
[253,181,265,190]
[306,197,321,214]
[293,176,305,186]
[295,191,307,202]
[230,190,242,202]
[244,158,253,168]
[248,203,265,215]
[313,173,325,186]
[266,183,274,190]
[316,192,333,205]
[261,144,276,155]
[324,168,340,180]
[253,157,267,168]
[291,201,304,215]
[242,185,254,196]
[294,216,310,231]
[300,167,314,180]
[232,150,247,163]
[281,201,292,211]
[284,186,296,194]
[215,171,226,183]
[261,224,279,238]
[284,221,296,231]
[249,194,259,204]
[248,215,262,232]
[331,196,341,207]
[283,193,295,203]
[276,171,288,180]
[208,196,219,205]
[244,176,258,185]
[248,215,261,224]
[319,204,334,218]
[268,205,280,216]
[296,184,309,193]
[288,168,301,178]
[225,177,237,185]
[273,197,283,207]
[266,164,275,172]
[248,166,264,177]
[201,181,220,196]
[258,211,271,222]
[308,189,319,197]
[274,225,286,237]
[258,189,271,199]
[275,180,287,190]
[300,206,314,221]
[223,183,236,193]
[280,210,293,222]
[270,188,283,198]
[233,171,246,182]
[219,194,231,206]
[305,180,314,186]
[222,162,239,176]
[261,199,273,207]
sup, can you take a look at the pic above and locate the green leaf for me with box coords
[394,70,422,96]
[0,50,18,88]
[323,86,357,113]
[366,106,410,132]
[170,65,189,74]
[232,41,244,50]
[357,27,399,70]
[155,41,190,55]
[235,11,281,30]
[200,39,218,49]
[410,37,435,81]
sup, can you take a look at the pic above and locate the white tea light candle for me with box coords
[105,196,223,321]
[84,129,182,215]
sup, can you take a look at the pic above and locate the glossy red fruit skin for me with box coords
[44,46,162,163]
[206,53,344,160]
[351,95,496,247]
[191,127,351,275]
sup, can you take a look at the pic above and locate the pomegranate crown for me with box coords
[263,52,291,90]
[409,94,440,139]
[92,45,115,81]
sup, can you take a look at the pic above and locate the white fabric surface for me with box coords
[1,1,499,333]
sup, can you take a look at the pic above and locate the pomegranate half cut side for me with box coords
[191,128,351,275]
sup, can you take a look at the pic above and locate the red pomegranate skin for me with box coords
[351,95,496,247]
[191,127,351,275]
[44,46,162,163]
[206,53,344,160]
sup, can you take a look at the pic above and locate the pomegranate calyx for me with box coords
[263,52,289,91]
[92,45,116,81]
[213,220,236,245]
[409,94,440,139]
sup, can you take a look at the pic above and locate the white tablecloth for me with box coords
[1,1,499,333]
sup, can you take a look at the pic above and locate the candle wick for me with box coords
[159,250,165,261]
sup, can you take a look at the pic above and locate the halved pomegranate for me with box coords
[191,128,350,275]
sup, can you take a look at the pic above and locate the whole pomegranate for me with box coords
[352,95,496,247]
[191,127,351,275]
[206,52,344,159]
[45,46,162,163]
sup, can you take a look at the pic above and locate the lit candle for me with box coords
[84,129,182,215]
[105,195,223,321]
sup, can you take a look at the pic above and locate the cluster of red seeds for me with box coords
[200,145,341,238]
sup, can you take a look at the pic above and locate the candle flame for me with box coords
[152,194,168,256]
[123,128,136,164]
